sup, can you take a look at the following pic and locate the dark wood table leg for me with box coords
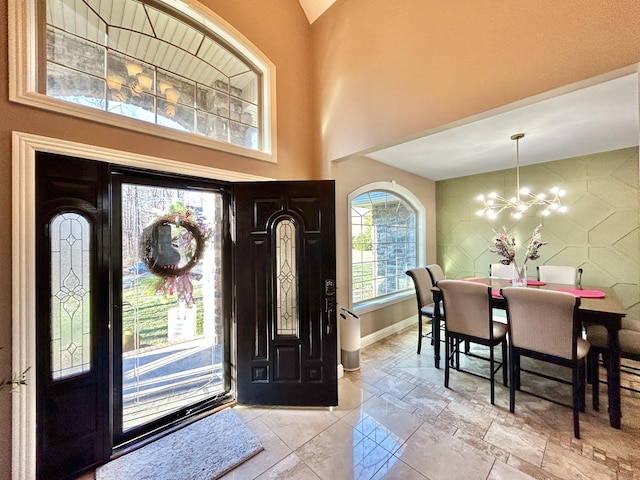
[606,325,621,429]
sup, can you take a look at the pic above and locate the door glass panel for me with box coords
[50,212,92,380]
[121,184,225,432]
[275,219,298,337]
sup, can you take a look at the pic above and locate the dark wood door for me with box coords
[35,153,111,478]
[234,180,337,406]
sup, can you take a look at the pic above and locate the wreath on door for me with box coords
[139,213,206,279]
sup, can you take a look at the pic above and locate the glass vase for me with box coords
[512,265,527,287]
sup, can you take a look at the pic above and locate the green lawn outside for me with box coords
[122,276,204,346]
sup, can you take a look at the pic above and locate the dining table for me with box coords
[431,277,626,429]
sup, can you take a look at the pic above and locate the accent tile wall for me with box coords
[436,147,639,320]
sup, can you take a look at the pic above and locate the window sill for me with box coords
[10,92,276,163]
[352,291,413,316]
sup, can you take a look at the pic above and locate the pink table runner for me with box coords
[556,288,606,298]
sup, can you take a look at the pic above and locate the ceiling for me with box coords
[298,0,336,24]
[366,71,639,181]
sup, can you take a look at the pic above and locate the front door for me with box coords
[35,155,337,477]
[234,181,338,406]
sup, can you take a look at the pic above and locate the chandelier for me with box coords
[476,133,567,219]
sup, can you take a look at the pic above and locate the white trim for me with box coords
[11,131,271,480]
[360,316,416,349]
[347,181,426,311]
[8,0,277,163]
[352,290,413,316]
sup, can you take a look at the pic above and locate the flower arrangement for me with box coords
[490,224,547,270]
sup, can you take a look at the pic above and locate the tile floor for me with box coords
[222,325,640,480]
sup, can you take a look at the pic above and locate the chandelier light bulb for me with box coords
[559,206,568,213]
[520,187,529,195]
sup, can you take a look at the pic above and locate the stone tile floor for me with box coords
[82,323,640,479]
[222,324,640,480]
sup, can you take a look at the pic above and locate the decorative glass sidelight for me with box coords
[275,219,298,337]
[50,212,92,380]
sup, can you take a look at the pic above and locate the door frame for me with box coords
[10,131,271,480]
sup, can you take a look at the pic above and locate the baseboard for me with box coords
[360,315,416,349]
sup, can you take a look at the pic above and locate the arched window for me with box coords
[9,0,276,161]
[349,183,424,309]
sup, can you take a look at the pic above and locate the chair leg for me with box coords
[489,346,495,405]
[444,333,450,388]
[589,351,600,411]
[573,363,581,439]
[501,340,508,387]
[514,353,521,390]
[509,347,516,413]
[417,313,423,354]
[578,360,586,413]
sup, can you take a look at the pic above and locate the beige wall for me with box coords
[312,0,640,169]
[0,0,314,476]
[3,0,640,475]
[436,147,640,321]
[334,156,436,337]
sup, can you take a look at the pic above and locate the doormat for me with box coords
[96,409,263,480]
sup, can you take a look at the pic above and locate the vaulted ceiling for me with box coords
[297,2,639,182]
[298,0,336,24]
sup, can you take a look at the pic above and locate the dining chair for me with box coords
[437,280,508,405]
[426,263,457,357]
[501,287,590,438]
[537,265,583,286]
[586,318,640,409]
[490,263,519,279]
[426,263,445,284]
[406,268,443,354]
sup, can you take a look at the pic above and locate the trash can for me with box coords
[340,306,361,371]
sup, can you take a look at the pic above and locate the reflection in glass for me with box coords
[45,0,262,150]
[351,191,417,303]
[121,184,226,432]
[50,213,91,380]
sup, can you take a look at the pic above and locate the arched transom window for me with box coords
[9,0,276,160]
